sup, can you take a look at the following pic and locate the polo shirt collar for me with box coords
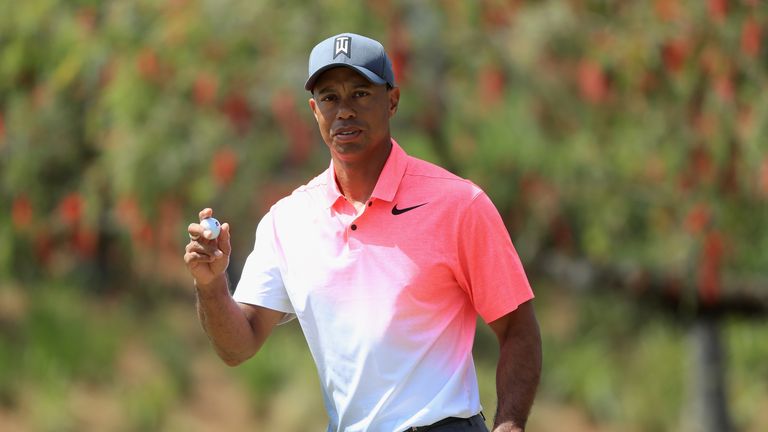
[370,138,407,202]
[322,138,408,209]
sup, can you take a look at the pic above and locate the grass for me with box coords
[22,287,122,385]
[0,279,766,431]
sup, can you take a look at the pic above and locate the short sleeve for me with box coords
[233,211,296,323]
[456,192,534,324]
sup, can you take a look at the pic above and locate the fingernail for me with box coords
[203,230,212,239]
[214,250,223,257]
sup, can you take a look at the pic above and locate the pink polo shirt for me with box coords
[233,139,533,432]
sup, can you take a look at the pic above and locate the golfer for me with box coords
[184,33,541,432]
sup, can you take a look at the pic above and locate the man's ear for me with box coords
[388,87,400,117]
[308,97,319,121]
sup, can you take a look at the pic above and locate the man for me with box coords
[184,33,541,432]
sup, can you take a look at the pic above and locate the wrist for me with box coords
[194,273,229,298]
[492,421,524,432]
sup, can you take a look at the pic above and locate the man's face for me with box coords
[308,67,399,164]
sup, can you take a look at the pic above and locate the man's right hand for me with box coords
[184,208,232,287]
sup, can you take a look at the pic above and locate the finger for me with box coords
[186,239,224,260]
[186,242,213,256]
[188,223,204,241]
[184,251,216,264]
[199,208,213,222]
[218,223,232,255]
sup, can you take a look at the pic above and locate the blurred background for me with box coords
[1,0,767,431]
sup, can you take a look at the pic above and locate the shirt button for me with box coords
[351,224,357,231]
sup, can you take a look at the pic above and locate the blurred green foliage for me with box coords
[0,285,120,400]
[1,0,766,302]
[0,282,766,429]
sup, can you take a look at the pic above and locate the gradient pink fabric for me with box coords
[233,139,533,431]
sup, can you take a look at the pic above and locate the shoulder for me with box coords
[294,170,329,195]
[402,154,484,201]
[269,170,329,214]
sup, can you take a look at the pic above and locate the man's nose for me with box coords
[336,98,356,119]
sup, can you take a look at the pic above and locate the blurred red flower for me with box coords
[158,198,182,253]
[577,60,608,104]
[737,105,754,138]
[698,230,724,304]
[221,92,252,134]
[115,195,141,230]
[707,0,728,23]
[479,65,506,105]
[692,112,716,139]
[99,59,116,89]
[388,17,410,85]
[759,157,768,198]
[58,193,84,227]
[741,18,761,58]
[73,226,98,258]
[685,203,710,234]
[271,89,313,165]
[654,0,681,21]
[12,195,33,229]
[76,6,97,32]
[698,44,723,78]
[137,48,161,80]
[132,223,154,248]
[692,145,715,182]
[194,72,219,106]
[114,195,155,249]
[390,49,409,86]
[211,146,238,186]
[661,38,690,74]
[481,0,518,28]
[34,231,53,265]
[714,74,734,103]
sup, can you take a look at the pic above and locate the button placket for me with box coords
[350,200,374,232]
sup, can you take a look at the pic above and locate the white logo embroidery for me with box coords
[334,36,351,59]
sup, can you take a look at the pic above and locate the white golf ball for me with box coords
[200,217,221,239]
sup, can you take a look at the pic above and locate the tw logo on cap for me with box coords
[334,36,351,59]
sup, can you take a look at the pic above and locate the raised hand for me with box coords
[184,208,232,287]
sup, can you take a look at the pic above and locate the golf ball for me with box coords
[200,217,221,239]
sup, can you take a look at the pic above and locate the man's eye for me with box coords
[353,91,369,98]
[321,95,337,102]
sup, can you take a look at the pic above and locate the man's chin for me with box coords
[331,142,365,157]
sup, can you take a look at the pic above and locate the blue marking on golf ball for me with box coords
[201,217,221,239]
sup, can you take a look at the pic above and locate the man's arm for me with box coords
[185,208,284,366]
[195,274,284,366]
[488,300,542,432]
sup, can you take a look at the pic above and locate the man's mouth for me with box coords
[333,128,362,140]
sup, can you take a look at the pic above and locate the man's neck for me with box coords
[333,139,392,207]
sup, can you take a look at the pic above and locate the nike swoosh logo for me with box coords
[391,202,428,215]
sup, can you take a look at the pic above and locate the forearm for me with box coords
[195,274,261,366]
[493,319,542,431]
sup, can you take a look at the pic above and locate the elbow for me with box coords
[217,350,251,367]
[222,356,245,367]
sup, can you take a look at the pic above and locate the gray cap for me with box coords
[305,33,396,92]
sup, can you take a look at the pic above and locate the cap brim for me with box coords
[305,64,387,91]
